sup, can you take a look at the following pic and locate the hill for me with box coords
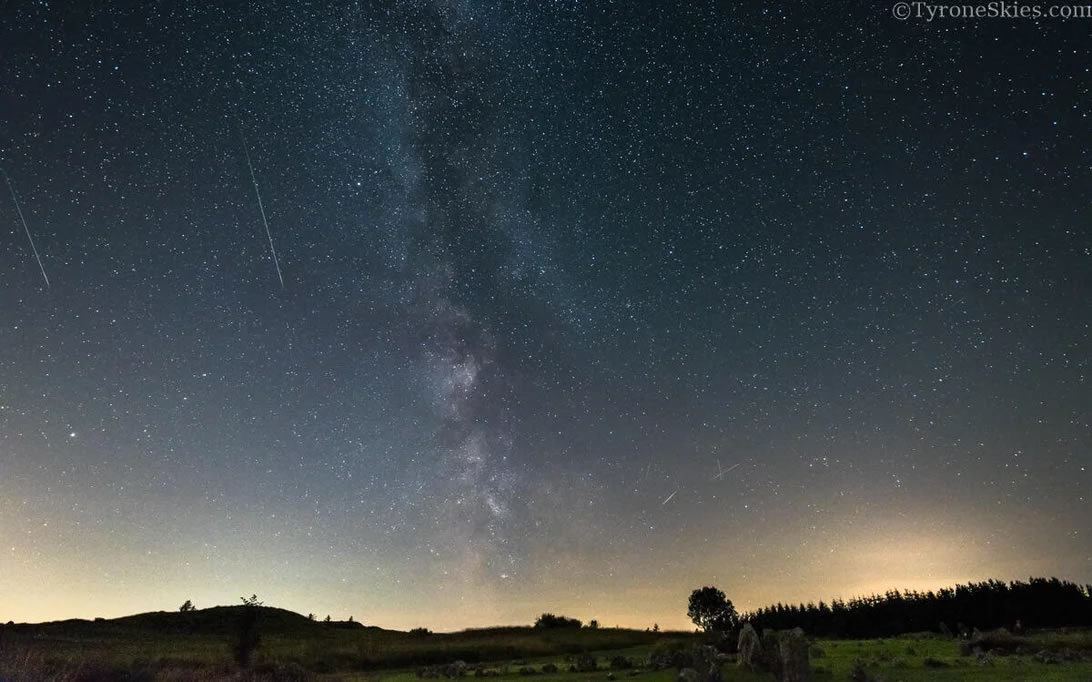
[5,605,367,638]
[0,606,691,679]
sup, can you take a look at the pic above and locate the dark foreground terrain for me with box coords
[2,607,1092,681]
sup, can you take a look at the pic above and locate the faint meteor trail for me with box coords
[2,169,49,287]
[237,123,285,290]
[712,460,740,481]
[662,489,677,505]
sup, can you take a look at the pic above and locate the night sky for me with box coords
[1,2,1089,631]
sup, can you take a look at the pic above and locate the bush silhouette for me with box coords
[241,594,263,607]
[533,613,582,629]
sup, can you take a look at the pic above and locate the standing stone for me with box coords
[778,628,813,682]
[737,623,762,669]
[761,630,783,678]
[695,645,722,682]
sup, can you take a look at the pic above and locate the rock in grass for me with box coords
[695,645,723,682]
[574,654,597,672]
[737,623,762,669]
[760,630,783,678]
[610,655,633,669]
[1033,649,1063,664]
[778,628,813,682]
[677,668,702,682]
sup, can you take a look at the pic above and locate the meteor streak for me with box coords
[238,123,285,290]
[2,169,49,287]
[712,461,740,481]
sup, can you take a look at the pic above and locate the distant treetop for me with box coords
[687,586,738,632]
[740,577,1092,638]
[240,594,263,607]
[534,613,583,629]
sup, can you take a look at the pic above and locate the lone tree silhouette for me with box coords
[688,586,738,632]
[179,600,195,612]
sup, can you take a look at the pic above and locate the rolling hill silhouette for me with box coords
[6,605,369,637]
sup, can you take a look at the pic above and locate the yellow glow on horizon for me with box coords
[3,479,1086,632]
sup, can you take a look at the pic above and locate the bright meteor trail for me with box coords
[238,123,285,290]
[2,169,49,288]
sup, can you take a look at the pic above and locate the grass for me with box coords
[0,609,698,680]
[804,631,1092,682]
[2,609,1091,680]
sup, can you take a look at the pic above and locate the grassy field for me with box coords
[2,607,1091,680]
[362,630,1092,682]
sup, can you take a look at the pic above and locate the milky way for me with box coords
[0,2,1089,630]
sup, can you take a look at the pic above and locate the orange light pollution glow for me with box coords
[3,468,1086,631]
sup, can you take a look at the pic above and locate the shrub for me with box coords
[609,655,633,669]
[648,639,697,670]
[923,656,948,667]
[648,646,695,671]
[533,613,582,629]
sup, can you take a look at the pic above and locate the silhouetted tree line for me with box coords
[741,578,1092,638]
[534,613,583,629]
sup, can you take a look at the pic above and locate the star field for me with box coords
[0,2,1089,630]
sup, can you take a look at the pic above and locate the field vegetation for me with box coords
[4,578,1092,680]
